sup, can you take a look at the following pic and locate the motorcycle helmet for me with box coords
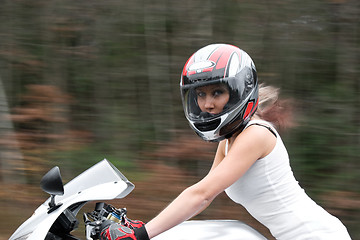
[180,43,258,142]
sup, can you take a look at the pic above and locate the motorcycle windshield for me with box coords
[55,158,134,202]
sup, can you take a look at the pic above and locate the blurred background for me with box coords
[0,0,359,239]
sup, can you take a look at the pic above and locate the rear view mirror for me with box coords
[40,166,64,213]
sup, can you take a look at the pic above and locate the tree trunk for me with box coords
[0,76,25,184]
[144,0,175,142]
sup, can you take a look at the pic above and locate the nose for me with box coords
[204,96,215,110]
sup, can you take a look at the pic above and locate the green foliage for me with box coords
[0,0,359,238]
[49,142,137,182]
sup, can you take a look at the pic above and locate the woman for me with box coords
[101,44,351,240]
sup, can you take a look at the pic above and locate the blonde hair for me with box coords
[255,83,294,130]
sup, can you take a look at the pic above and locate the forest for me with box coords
[0,0,359,239]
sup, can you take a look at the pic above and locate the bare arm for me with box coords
[190,140,228,216]
[144,125,276,238]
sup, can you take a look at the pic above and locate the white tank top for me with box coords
[224,120,351,240]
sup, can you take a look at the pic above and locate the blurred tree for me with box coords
[10,85,72,183]
[144,0,175,142]
[0,77,25,184]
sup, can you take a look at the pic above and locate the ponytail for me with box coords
[254,83,295,131]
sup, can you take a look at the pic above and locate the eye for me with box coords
[213,89,224,97]
[196,91,206,98]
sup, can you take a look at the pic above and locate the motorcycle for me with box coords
[9,159,267,240]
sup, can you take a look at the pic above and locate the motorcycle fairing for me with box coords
[153,220,268,240]
[10,159,134,240]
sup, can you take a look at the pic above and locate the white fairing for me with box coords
[9,159,134,240]
[153,220,267,240]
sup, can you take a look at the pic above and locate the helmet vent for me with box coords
[194,119,221,132]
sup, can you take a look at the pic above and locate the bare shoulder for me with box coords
[231,124,277,159]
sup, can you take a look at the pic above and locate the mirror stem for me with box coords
[49,195,56,208]
[47,195,63,213]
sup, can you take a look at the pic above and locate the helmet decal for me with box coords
[208,45,234,71]
[226,52,241,78]
[243,98,259,120]
[188,60,216,75]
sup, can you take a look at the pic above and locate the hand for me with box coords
[100,222,149,240]
[122,216,145,229]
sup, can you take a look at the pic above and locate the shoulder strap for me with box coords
[225,120,277,156]
[245,120,277,138]
[225,139,229,155]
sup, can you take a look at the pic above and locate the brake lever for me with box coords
[85,224,95,240]
[84,212,103,240]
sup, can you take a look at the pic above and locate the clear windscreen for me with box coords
[57,159,134,201]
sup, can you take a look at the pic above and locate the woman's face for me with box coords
[196,84,230,115]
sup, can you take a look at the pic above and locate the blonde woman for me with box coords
[100,44,351,240]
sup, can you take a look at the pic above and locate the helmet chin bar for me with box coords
[198,111,216,120]
[191,114,229,142]
[191,96,255,142]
